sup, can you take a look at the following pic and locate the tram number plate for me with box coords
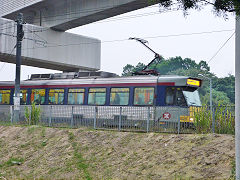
[163,112,171,120]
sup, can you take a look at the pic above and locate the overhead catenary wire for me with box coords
[1,28,235,54]
[0,20,14,28]
[0,31,47,45]
[23,27,49,33]
[0,24,16,32]
[24,26,48,44]
[0,20,16,32]
[0,44,16,72]
[25,29,237,50]
[207,31,235,64]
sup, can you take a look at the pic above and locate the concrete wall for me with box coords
[0,0,42,17]
[1,0,155,31]
[0,18,100,71]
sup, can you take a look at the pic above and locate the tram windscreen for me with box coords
[183,89,201,106]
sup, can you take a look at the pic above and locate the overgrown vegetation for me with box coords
[24,103,41,125]
[194,105,235,134]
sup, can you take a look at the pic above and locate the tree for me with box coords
[198,60,210,71]
[122,64,135,76]
[201,89,231,106]
[213,74,235,103]
[122,62,146,76]
[135,62,146,72]
[151,0,240,15]
[122,57,210,76]
[121,56,235,105]
[182,58,198,70]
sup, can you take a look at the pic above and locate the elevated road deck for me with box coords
[1,0,155,31]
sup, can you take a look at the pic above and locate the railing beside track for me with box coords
[0,105,235,134]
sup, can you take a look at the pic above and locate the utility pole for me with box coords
[198,74,213,119]
[235,17,240,180]
[209,78,213,119]
[14,13,24,123]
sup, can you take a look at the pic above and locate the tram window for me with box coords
[31,89,46,104]
[68,88,85,105]
[0,90,11,104]
[165,87,187,106]
[88,88,106,105]
[165,87,175,105]
[110,88,129,105]
[176,88,187,106]
[134,87,154,105]
[20,90,28,105]
[48,89,64,104]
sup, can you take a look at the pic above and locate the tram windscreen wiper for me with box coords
[189,102,196,105]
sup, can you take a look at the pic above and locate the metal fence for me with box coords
[0,105,235,134]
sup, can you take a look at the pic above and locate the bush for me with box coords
[193,105,235,135]
[25,103,41,125]
[194,106,212,133]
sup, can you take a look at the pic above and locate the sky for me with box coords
[0,3,236,81]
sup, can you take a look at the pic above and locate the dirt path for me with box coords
[0,126,235,179]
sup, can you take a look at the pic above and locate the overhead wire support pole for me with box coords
[235,16,240,180]
[14,13,24,123]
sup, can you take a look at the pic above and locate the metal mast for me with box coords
[14,13,24,122]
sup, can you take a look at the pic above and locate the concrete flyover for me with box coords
[0,18,101,72]
[1,0,156,31]
[0,0,156,72]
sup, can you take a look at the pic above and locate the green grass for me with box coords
[0,121,12,126]
[68,131,92,180]
[41,139,47,147]
[0,157,24,167]
[27,126,36,134]
[40,127,46,138]
[231,159,236,179]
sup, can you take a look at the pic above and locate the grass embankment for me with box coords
[0,126,235,179]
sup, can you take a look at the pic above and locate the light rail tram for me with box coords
[0,71,202,128]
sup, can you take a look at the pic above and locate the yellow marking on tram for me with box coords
[187,79,201,87]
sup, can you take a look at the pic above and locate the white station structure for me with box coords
[0,0,156,71]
